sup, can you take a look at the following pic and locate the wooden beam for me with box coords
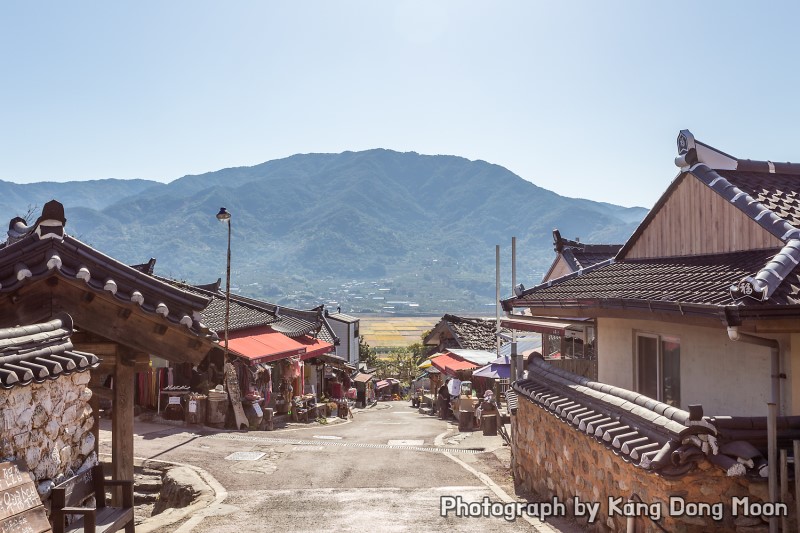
[73,342,118,357]
[50,278,214,364]
[0,279,215,365]
[111,348,135,504]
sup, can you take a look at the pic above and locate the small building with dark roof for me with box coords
[423,314,500,355]
[325,309,360,366]
[542,229,623,282]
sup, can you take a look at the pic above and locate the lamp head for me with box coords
[216,207,231,222]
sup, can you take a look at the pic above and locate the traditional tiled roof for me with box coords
[162,278,337,345]
[425,314,500,351]
[169,281,279,332]
[504,132,800,314]
[506,248,800,309]
[0,314,98,389]
[717,170,800,229]
[514,356,785,477]
[0,201,215,339]
[552,230,622,271]
[326,311,359,324]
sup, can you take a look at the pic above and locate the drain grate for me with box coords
[207,433,485,454]
[224,451,266,461]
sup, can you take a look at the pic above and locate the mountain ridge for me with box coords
[3,149,648,313]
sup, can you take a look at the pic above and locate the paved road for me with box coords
[100,402,579,532]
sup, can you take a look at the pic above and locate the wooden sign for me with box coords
[0,461,52,533]
[224,363,249,430]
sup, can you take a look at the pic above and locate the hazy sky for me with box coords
[1,2,798,207]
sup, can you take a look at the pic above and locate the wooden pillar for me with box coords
[112,349,136,503]
[90,394,100,457]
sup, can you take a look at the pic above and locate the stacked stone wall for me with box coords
[512,397,795,532]
[0,372,97,511]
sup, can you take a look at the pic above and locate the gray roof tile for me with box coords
[0,313,98,389]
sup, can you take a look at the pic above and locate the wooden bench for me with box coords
[0,459,52,533]
[51,465,134,533]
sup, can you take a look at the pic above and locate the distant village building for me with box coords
[423,314,500,355]
[325,310,360,366]
[542,230,622,282]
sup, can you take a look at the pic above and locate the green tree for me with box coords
[358,335,378,368]
[407,342,426,365]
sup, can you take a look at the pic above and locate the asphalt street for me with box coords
[99,401,581,532]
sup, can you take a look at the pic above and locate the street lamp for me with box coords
[216,207,231,365]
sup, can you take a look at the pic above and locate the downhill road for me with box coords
[100,401,579,532]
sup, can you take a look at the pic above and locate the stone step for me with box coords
[135,478,162,492]
[139,468,164,477]
[134,491,160,504]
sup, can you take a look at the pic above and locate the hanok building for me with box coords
[542,229,623,282]
[154,278,345,411]
[0,201,221,486]
[500,230,624,376]
[501,131,800,530]
[423,314,500,355]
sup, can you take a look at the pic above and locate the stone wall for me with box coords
[512,397,794,532]
[0,372,97,511]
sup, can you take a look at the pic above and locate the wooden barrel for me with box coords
[482,413,498,436]
[458,410,473,432]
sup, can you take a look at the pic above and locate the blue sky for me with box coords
[1,1,798,207]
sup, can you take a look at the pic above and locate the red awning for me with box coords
[296,336,334,360]
[226,326,306,364]
[431,353,477,377]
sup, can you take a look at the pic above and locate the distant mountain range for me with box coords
[1,150,648,314]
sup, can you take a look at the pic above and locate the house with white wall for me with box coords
[326,309,360,365]
[503,130,800,417]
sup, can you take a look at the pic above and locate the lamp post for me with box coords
[216,207,231,365]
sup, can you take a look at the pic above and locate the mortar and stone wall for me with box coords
[0,371,98,513]
[512,397,794,532]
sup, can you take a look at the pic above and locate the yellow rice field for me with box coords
[357,316,441,349]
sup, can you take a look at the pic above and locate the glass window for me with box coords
[636,333,680,407]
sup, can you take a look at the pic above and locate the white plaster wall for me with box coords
[598,318,790,416]
[789,334,800,415]
[328,319,358,365]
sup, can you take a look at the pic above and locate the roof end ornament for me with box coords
[675,130,698,170]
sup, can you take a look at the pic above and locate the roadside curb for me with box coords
[101,452,232,533]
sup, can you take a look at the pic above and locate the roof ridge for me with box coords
[731,239,800,302]
[513,257,616,299]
